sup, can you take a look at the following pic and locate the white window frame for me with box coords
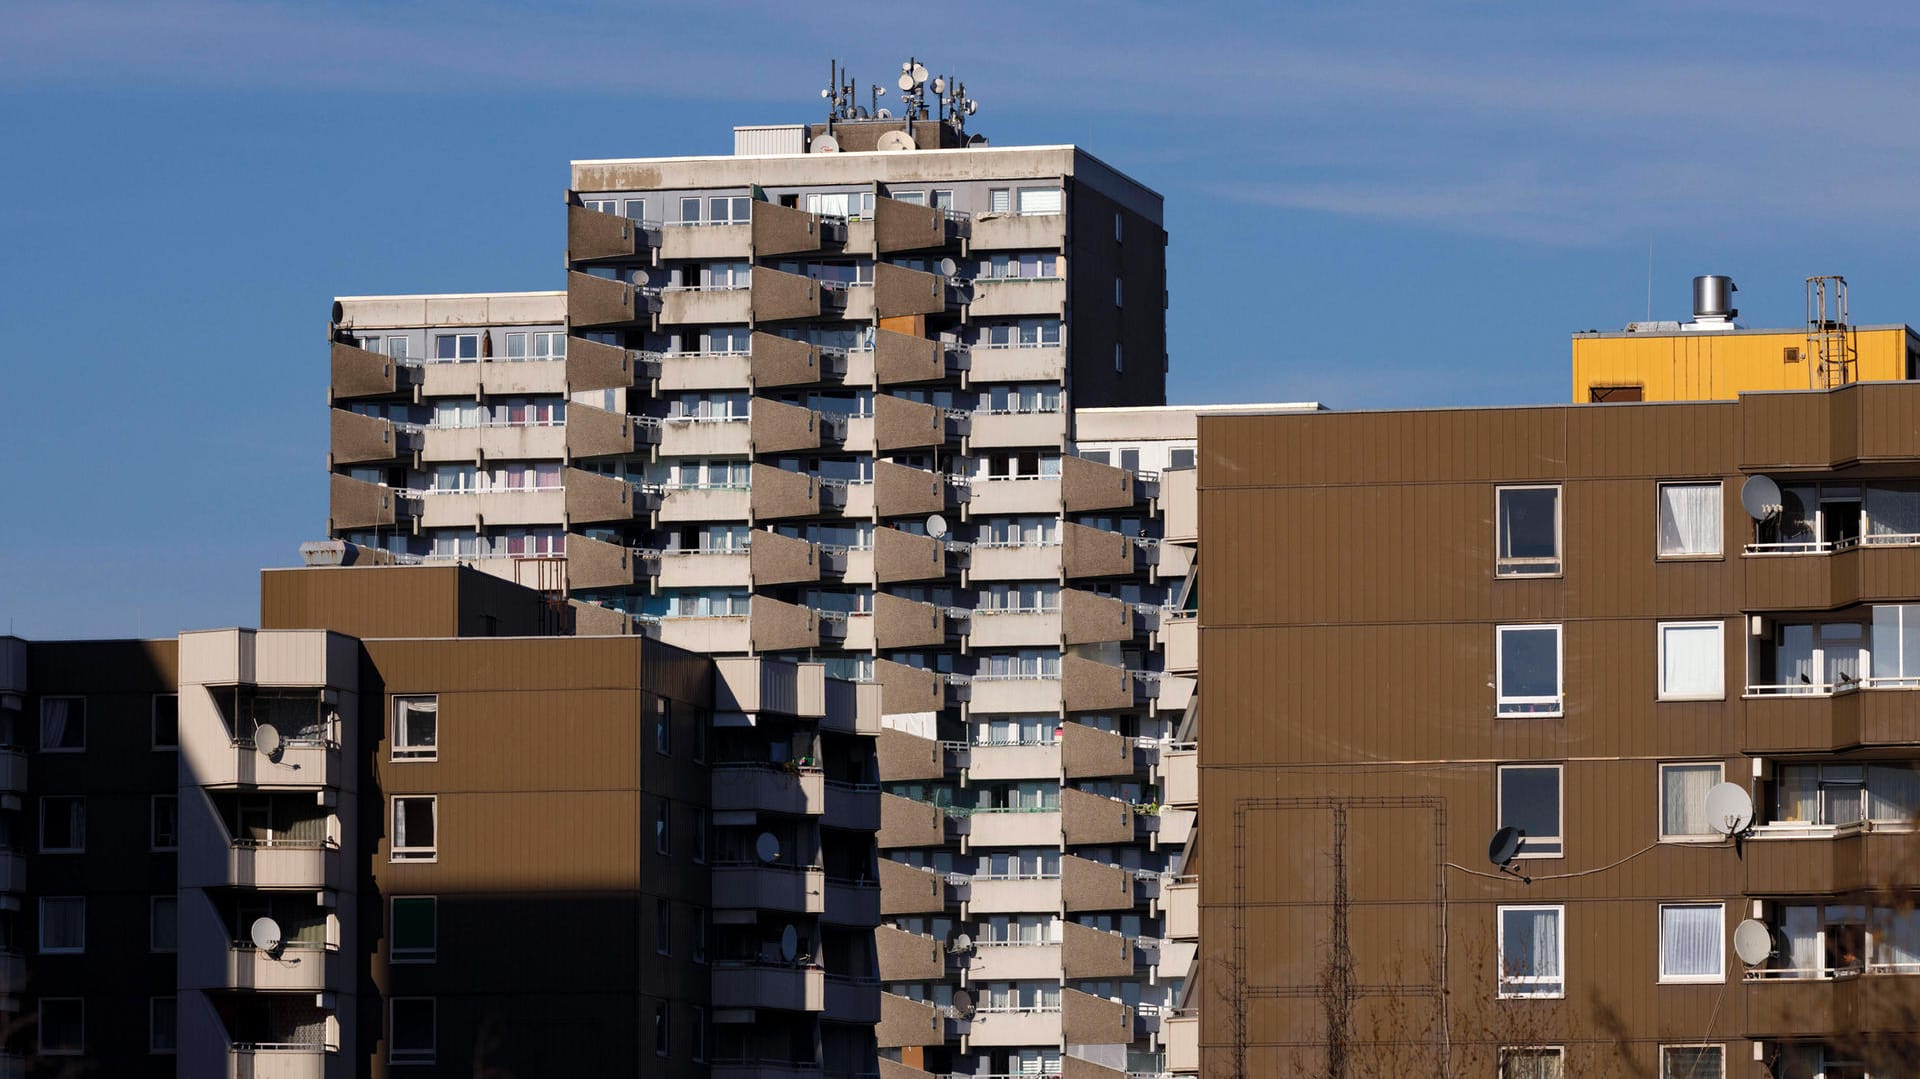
[1656,480,1724,559]
[388,997,436,1065]
[691,1003,706,1062]
[39,695,85,753]
[1495,484,1563,577]
[655,1001,670,1057]
[39,897,85,954]
[150,795,178,852]
[1115,277,1123,307]
[38,997,82,1056]
[1657,761,1726,842]
[1658,903,1726,984]
[656,896,672,956]
[390,895,436,964]
[152,693,178,750]
[1498,1046,1564,1079]
[1496,624,1564,718]
[392,695,438,762]
[1497,904,1565,999]
[1497,764,1563,859]
[391,796,438,862]
[1657,620,1726,701]
[150,895,177,953]
[1659,1044,1724,1079]
[40,795,85,853]
[149,995,176,1054]
[656,796,671,855]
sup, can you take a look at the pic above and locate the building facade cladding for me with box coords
[1195,382,1920,1077]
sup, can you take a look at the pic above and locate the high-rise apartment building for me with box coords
[1196,381,1920,1077]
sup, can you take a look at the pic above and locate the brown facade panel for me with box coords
[564,402,639,458]
[567,269,643,328]
[1061,920,1135,979]
[874,593,946,650]
[565,533,639,590]
[749,596,821,652]
[750,266,825,323]
[567,202,647,262]
[873,261,947,318]
[873,460,947,518]
[1060,855,1134,911]
[330,408,404,465]
[879,856,950,914]
[1060,454,1136,512]
[874,394,945,452]
[877,729,946,783]
[876,925,946,982]
[750,463,821,520]
[874,328,945,385]
[329,473,401,530]
[1060,786,1134,846]
[1060,1057,1127,1079]
[1061,721,1133,779]
[1060,988,1131,1045]
[873,196,947,253]
[751,201,831,257]
[1060,654,1132,713]
[879,793,948,849]
[749,529,822,586]
[750,331,827,388]
[874,527,946,584]
[750,397,825,454]
[564,467,636,525]
[876,658,944,715]
[1060,588,1130,645]
[330,339,402,399]
[877,992,944,1048]
[565,336,639,392]
[1061,521,1135,579]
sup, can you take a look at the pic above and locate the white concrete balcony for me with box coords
[843,481,876,518]
[968,543,1063,581]
[225,842,340,890]
[1162,467,1197,543]
[712,962,825,1012]
[660,222,751,260]
[418,488,565,528]
[965,1007,1063,1047]
[1144,807,1195,847]
[1166,1010,1199,1072]
[967,609,1061,648]
[970,277,1067,318]
[657,549,753,589]
[843,415,876,454]
[842,612,875,651]
[421,358,569,397]
[225,943,340,992]
[969,675,1063,714]
[660,285,753,325]
[659,351,753,390]
[1165,878,1198,939]
[967,809,1061,849]
[966,741,1062,782]
[0,750,26,794]
[227,1045,332,1079]
[658,485,751,522]
[712,864,826,915]
[966,476,1062,515]
[968,875,1063,915]
[655,615,752,654]
[1161,616,1197,674]
[969,344,1066,383]
[194,739,342,790]
[1162,748,1197,808]
[659,416,751,457]
[969,410,1068,449]
[711,765,825,817]
[969,211,1066,250]
[967,940,1063,981]
[420,422,566,463]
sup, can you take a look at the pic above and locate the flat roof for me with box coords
[1573,323,1915,339]
[332,291,564,302]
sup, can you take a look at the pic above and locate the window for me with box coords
[893,190,927,206]
[1871,603,1920,687]
[622,198,647,220]
[393,696,438,761]
[1114,211,1123,242]
[655,698,672,756]
[1496,625,1563,717]
[1497,905,1563,997]
[1496,486,1562,576]
[692,807,708,863]
[152,694,178,749]
[1658,482,1722,557]
[1170,447,1196,470]
[680,196,701,223]
[656,897,671,955]
[654,1001,670,1056]
[693,907,708,963]
[1114,343,1123,373]
[40,696,84,751]
[655,796,670,855]
[1498,765,1563,857]
[932,190,953,210]
[504,331,527,359]
[150,896,177,952]
[392,797,437,861]
[433,333,479,362]
[151,795,178,851]
[39,998,82,1055]
[582,198,616,213]
[1500,1048,1563,1079]
[389,998,435,1064]
[707,195,751,223]
[1660,763,1725,839]
[1659,904,1725,983]
[989,188,1011,213]
[691,1004,706,1062]
[1017,187,1063,215]
[1658,621,1724,700]
[40,897,84,953]
[41,795,85,852]
[1115,277,1123,307]
[392,896,436,962]
[150,996,177,1054]
[1660,1045,1723,1079]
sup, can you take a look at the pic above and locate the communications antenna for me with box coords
[1806,275,1857,389]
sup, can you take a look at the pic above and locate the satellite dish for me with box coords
[926,513,949,539]
[877,130,916,152]
[780,924,799,962]
[1705,782,1755,835]
[952,932,973,953]
[910,63,929,84]
[932,77,947,94]
[821,88,832,100]
[629,267,652,287]
[250,916,284,955]
[965,100,978,116]
[812,135,840,154]
[1742,475,1783,521]
[1488,826,1523,867]
[876,108,892,119]
[937,257,958,277]
[897,72,917,92]
[255,724,283,761]
[854,106,870,120]
[1734,918,1776,966]
[755,832,782,863]
[951,988,976,1018]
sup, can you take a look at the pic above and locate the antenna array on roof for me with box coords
[821,58,980,132]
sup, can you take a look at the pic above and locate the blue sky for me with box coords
[6,1,1920,637]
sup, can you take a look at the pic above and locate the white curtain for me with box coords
[42,897,84,949]
[1661,623,1724,698]
[1017,187,1063,215]
[1662,764,1721,836]
[1873,908,1920,969]
[39,698,71,750]
[1661,1046,1723,1079]
[1660,904,1722,978]
[1869,764,1920,823]
[1782,906,1820,975]
[1867,485,1920,539]
[1502,908,1560,988]
[1659,483,1723,555]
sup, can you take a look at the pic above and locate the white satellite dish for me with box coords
[932,77,947,94]
[897,72,917,92]
[1742,475,1783,521]
[1733,918,1776,966]
[255,723,283,761]
[926,513,949,539]
[755,831,782,863]
[250,916,284,955]
[811,135,840,154]
[937,257,958,277]
[876,108,892,119]
[951,932,973,953]
[877,130,916,152]
[910,63,929,84]
[780,924,800,962]
[821,88,832,100]
[1704,782,1755,836]
[630,267,652,287]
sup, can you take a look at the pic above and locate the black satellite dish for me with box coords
[1487,827,1532,884]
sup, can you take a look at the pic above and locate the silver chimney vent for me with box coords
[1692,275,1737,321]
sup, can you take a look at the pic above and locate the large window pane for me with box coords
[1658,482,1723,557]
[1659,622,1724,700]
[1497,625,1563,716]
[1659,904,1724,981]
[1660,763,1723,838]
[1498,906,1563,997]
[1501,1048,1564,1079]
[1498,765,1562,857]
[392,897,436,961]
[1870,604,1920,686]
[1661,1045,1723,1079]
[1496,486,1561,576]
